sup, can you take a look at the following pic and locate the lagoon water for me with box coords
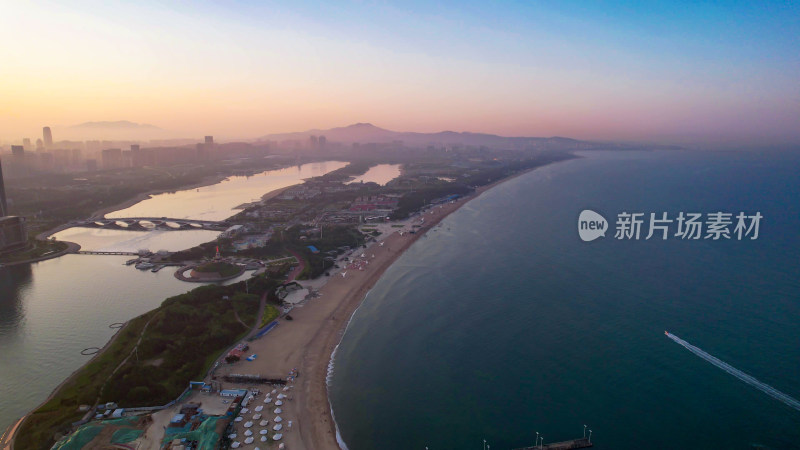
[329,150,800,449]
[0,161,347,433]
[346,164,402,186]
[51,228,221,253]
[107,161,347,221]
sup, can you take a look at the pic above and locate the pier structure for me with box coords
[514,437,593,450]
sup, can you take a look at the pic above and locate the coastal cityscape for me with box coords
[1,120,584,449]
[2,2,800,450]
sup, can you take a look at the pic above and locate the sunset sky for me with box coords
[1,1,799,145]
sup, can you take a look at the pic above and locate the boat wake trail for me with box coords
[665,331,800,411]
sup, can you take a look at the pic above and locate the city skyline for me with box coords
[1,1,799,147]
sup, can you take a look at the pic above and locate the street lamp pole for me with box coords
[588,430,592,443]
[583,425,587,439]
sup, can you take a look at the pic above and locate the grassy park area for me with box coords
[193,260,242,277]
[15,280,264,450]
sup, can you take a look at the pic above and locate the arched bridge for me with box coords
[73,217,230,231]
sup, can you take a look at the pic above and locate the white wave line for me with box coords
[666,332,800,411]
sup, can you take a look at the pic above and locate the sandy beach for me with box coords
[234,170,534,450]
[6,162,556,449]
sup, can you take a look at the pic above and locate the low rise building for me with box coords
[349,195,399,212]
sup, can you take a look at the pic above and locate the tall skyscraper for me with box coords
[11,145,25,159]
[0,157,8,217]
[22,138,31,150]
[43,127,53,148]
[35,139,44,151]
[101,148,123,169]
[318,135,327,148]
[0,158,27,255]
[204,136,214,145]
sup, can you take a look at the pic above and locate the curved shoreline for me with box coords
[0,241,81,267]
[90,174,230,220]
[6,157,572,449]
[314,185,500,449]
[3,316,131,450]
[238,159,574,450]
[174,264,245,282]
[28,173,231,262]
[320,161,581,449]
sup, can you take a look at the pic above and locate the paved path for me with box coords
[286,249,306,282]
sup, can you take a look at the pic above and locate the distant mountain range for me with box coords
[259,122,587,148]
[70,121,161,130]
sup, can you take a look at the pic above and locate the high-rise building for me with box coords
[101,148,123,170]
[11,145,25,159]
[0,157,27,253]
[38,152,54,172]
[35,139,44,151]
[9,146,29,176]
[309,135,318,149]
[22,138,31,150]
[43,127,53,148]
[205,136,214,145]
[0,157,8,217]
[318,135,327,148]
[71,148,83,166]
[54,149,71,170]
[0,216,27,253]
[130,144,142,167]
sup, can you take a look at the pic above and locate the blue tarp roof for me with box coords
[306,245,319,253]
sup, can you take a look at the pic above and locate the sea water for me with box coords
[329,149,800,450]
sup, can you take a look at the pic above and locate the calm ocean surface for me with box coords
[329,150,800,450]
